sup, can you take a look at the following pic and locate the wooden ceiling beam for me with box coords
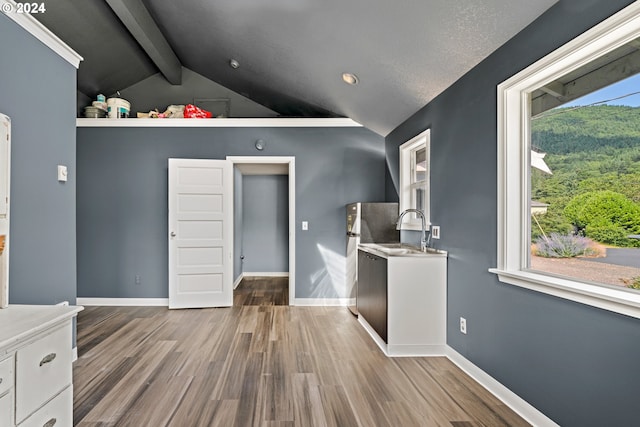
[539,81,565,99]
[106,0,182,85]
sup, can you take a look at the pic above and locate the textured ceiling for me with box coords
[31,0,557,135]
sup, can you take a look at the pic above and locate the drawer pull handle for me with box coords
[0,377,2,384]
[39,353,57,366]
[43,418,57,427]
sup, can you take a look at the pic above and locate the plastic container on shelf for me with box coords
[84,106,107,118]
[106,97,130,119]
[92,100,107,111]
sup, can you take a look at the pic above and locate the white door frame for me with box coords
[227,156,295,305]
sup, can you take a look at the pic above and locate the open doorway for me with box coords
[228,156,295,305]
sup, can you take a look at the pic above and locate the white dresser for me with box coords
[0,305,83,427]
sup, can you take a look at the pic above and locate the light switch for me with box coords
[302,221,308,231]
[57,165,68,182]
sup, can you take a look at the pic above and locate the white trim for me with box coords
[242,272,289,277]
[359,312,557,424]
[234,272,290,290]
[387,344,447,357]
[233,274,244,290]
[398,129,430,230]
[228,156,296,305]
[72,346,78,362]
[446,347,559,427]
[359,315,447,357]
[490,268,640,319]
[293,298,349,306]
[386,344,447,357]
[76,298,169,306]
[358,315,388,351]
[0,114,10,310]
[77,118,361,128]
[494,1,640,319]
[1,0,83,68]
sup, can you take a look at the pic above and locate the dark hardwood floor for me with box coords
[73,285,529,426]
[234,276,289,306]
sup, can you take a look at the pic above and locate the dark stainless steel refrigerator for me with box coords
[346,202,399,315]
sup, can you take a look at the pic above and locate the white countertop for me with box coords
[0,305,83,352]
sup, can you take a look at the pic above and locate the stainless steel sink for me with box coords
[379,247,413,255]
[360,243,447,257]
[423,247,447,255]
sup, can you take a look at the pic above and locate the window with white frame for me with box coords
[398,130,430,230]
[491,2,640,319]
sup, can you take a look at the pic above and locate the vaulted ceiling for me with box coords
[30,0,557,135]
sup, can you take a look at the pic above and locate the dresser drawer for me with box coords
[15,324,72,423]
[19,386,72,427]
[0,355,13,396]
[0,390,12,427]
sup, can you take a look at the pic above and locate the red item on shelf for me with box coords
[183,104,212,118]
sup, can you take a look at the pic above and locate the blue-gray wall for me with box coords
[77,127,385,300]
[385,1,639,425]
[0,15,77,307]
[241,175,288,273]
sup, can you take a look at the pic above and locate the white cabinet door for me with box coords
[168,159,233,309]
[19,387,72,427]
[0,391,12,427]
[15,325,71,423]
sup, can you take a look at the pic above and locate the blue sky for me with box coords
[561,73,640,107]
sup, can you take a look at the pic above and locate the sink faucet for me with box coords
[396,209,429,251]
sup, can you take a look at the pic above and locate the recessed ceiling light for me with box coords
[342,72,359,85]
[229,59,240,69]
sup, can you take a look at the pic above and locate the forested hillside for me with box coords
[530,105,640,246]
[533,105,640,154]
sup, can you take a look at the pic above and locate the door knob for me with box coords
[170,231,176,237]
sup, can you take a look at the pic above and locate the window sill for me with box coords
[489,268,640,320]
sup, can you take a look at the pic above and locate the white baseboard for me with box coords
[357,315,557,426]
[358,316,447,357]
[233,274,244,289]
[76,298,169,307]
[242,272,289,277]
[445,347,559,427]
[235,272,289,289]
[294,298,349,306]
[358,315,388,352]
[387,344,448,357]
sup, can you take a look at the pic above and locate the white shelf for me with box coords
[77,117,362,128]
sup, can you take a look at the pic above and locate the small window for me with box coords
[399,130,430,230]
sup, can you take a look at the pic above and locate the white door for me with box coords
[168,159,232,309]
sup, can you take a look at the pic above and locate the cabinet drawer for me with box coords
[0,391,12,427]
[0,355,13,396]
[19,386,72,427]
[16,325,72,423]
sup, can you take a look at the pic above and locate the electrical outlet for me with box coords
[460,317,467,334]
[431,225,440,239]
[135,275,141,285]
[302,221,309,231]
